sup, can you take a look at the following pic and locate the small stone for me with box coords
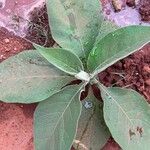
[15,1,18,4]
[6,9,11,14]
[112,0,122,12]
[20,105,24,108]
[126,0,136,7]
[143,65,150,73]
[14,47,17,51]
[0,54,4,58]
[4,38,10,43]
[135,72,139,75]
[145,79,150,86]
[5,49,10,52]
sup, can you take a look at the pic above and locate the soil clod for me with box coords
[112,0,122,12]
[126,0,136,7]
[139,0,150,22]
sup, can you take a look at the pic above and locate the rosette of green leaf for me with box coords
[34,44,84,76]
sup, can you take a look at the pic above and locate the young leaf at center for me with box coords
[34,44,84,76]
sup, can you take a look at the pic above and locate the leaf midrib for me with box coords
[100,84,132,124]
[2,75,69,81]
[49,85,83,140]
[39,88,81,147]
[41,52,82,75]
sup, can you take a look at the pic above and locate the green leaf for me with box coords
[95,19,119,44]
[34,44,84,75]
[100,85,150,150]
[0,50,74,103]
[87,25,150,75]
[34,84,84,150]
[46,0,101,57]
[73,88,110,150]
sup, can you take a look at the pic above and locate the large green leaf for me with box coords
[73,88,110,150]
[87,26,150,75]
[0,50,74,103]
[34,84,84,150]
[100,84,150,150]
[46,0,101,57]
[34,44,84,76]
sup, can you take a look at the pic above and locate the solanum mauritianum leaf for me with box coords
[95,19,119,45]
[100,84,150,150]
[34,84,84,150]
[0,50,74,103]
[73,88,110,150]
[87,25,150,76]
[46,0,101,58]
[34,44,84,76]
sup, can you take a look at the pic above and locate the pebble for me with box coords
[4,38,10,43]
[112,0,122,12]
[145,79,150,86]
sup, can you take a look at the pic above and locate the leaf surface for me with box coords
[34,85,83,150]
[73,89,110,150]
[95,19,119,44]
[0,50,73,103]
[34,44,84,75]
[87,26,150,75]
[100,85,150,150]
[46,0,101,57]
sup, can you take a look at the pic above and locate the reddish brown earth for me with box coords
[0,27,33,62]
[100,45,150,150]
[139,0,150,22]
[0,28,36,150]
[0,3,54,149]
[99,44,150,102]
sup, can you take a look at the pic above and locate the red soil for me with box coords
[0,28,36,150]
[139,0,150,22]
[100,44,150,150]
[99,44,150,102]
[0,28,33,62]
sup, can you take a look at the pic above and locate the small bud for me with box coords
[75,71,90,82]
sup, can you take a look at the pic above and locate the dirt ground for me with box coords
[0,0,150,150]
[139,0,150,21]
[99,44,150,102]
[100,45,150,150]
[0,27,36,150]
